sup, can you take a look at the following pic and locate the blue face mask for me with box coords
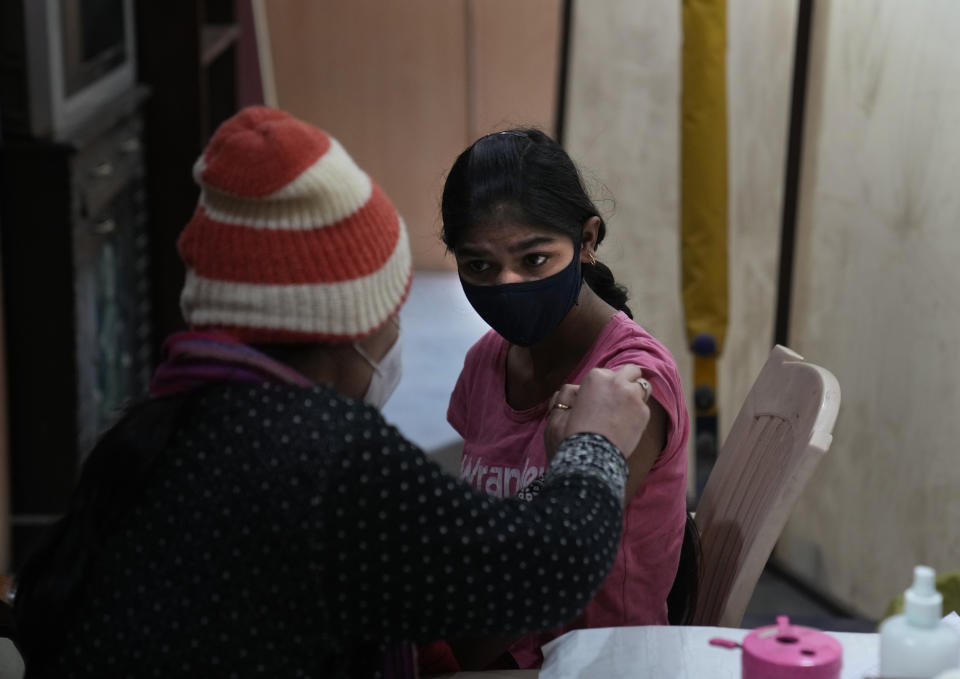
[460,248,583,347]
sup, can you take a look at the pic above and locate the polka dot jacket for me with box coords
[39,383,628,679]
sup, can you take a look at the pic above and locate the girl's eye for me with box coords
[524,254,548,267]
[466,260,491,273]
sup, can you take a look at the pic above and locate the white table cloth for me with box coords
[540,626,880,679]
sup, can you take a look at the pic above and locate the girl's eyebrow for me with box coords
[509,235,558,253]
[454,244,487,258]
[456,235,559,258]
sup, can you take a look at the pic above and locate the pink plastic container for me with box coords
[711,616,843,679]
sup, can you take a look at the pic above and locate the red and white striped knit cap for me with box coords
[178,107,412,344]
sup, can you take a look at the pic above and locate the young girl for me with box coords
[441,128,696,669]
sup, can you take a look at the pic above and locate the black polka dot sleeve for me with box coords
[324,424,628,643]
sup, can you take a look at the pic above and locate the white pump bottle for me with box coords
[880,565,960,678]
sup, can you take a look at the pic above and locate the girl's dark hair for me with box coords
[440,128,632,318]
[668,513,703,625]
[12,395,188,665]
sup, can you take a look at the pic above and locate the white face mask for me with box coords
[353,332,403,410]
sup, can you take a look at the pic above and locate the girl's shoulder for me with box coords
[589,313,690,463]
[592,312,681,373]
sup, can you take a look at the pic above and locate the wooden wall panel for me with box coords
[777,0,960,618]
[468,0,561,137]
[721,0,799,439]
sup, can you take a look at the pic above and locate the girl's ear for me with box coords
[580,216,602,263]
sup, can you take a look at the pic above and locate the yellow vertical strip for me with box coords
[683,0,727,490]
[681,0,728,353]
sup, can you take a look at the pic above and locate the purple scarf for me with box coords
[149,332,418,678]
[149,331,312,397]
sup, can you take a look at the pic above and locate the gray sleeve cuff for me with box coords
[545,432,628,502]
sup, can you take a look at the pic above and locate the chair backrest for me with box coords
[692,345,840,627]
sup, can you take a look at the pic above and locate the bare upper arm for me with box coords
[624,396,668,501]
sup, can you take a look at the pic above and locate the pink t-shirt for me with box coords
[447,312,689,668]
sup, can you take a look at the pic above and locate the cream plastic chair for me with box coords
[692,345,841,627]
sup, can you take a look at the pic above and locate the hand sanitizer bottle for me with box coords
[880,565,960,678]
